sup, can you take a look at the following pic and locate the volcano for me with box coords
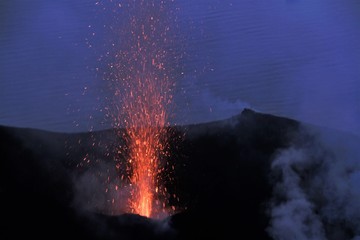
[1,109,359,240]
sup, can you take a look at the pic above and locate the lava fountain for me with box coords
[107,0,180,218]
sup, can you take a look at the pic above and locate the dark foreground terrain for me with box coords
[1,109,359,239]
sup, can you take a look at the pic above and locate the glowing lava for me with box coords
[109,0,178,218]
[123,68,170,218]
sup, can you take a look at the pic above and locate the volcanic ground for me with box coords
[1,109,359,240]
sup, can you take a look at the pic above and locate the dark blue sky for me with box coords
[1,0,359,135]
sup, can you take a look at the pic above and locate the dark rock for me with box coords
[2,109,355,239]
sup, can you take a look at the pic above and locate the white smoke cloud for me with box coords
[72,160,130,215]
[268,148,326,240]
[268,126,360,240]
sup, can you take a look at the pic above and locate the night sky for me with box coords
[1,0,359,135]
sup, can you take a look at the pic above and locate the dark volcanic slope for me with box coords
[1,109,358,239]
[168,109,299,239]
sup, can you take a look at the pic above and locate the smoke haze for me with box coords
[268,126,360,239]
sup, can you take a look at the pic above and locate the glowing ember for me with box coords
[105,0,179,218]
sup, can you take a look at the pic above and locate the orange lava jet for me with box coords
[123,72,170,218]
[110,0,178,218]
